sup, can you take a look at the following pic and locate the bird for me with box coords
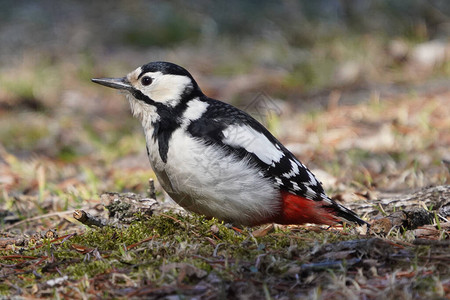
[92,61,367,227]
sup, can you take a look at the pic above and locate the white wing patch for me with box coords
[222,125,284,165]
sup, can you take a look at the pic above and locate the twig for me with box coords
[73,210,107,228]
[126,235,158,250]
[159,213,183,224]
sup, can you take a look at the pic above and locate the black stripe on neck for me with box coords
[131,89,165,110]
[131,87,203,163]
[151,98,192,163]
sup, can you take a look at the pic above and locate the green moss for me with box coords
[57,145,79,162]
[0,283,10,296]
[412,275,442,295]
[65,260,116,278]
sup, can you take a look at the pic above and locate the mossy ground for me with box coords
[1,208,448,298]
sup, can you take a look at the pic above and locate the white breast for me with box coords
[145,128,280,225]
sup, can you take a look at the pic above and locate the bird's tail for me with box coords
[331,201,369,227]
[276,191,368,227]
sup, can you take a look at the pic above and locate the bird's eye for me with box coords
[141,76,152,86]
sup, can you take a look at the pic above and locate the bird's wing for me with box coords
[187,98,327,199]
[187,97,367,225]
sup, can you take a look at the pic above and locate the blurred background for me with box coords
[0,0,449,216]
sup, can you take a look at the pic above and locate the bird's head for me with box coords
[92,61,202,123]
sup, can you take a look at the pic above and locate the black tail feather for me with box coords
[333,203,369,227]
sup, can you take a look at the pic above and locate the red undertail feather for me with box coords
[275,191,339,226]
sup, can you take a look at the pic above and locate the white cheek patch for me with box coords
[142,73,193,106]
[222,125,284,165]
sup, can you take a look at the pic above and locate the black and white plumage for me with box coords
[92,61,367,227]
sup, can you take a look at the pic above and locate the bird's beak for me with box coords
[91,77,132,91]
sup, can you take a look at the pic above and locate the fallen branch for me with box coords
[346,185,450,217]
[101,192,159,224]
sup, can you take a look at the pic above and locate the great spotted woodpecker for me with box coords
[92,61,367,227]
